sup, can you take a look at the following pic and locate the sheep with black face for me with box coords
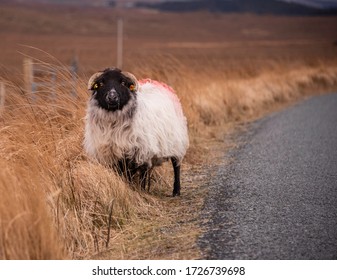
[84,68,189,196]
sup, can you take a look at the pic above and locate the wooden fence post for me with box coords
[0,82,5,112]
[117,18,123,69]
[23,58,33,95]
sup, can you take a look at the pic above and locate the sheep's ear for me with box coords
[88,72,103,90]
[122,71,139,92]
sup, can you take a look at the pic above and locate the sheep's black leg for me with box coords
[117,158,136,182]
[127,160,138,182]
[147,168,152,192]
[171,157,181,197]
[139,164,148,190]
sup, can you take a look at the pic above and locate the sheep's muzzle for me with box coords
[105,89,120,109]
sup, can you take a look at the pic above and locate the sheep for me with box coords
[84,68,189,196]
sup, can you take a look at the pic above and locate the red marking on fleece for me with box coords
[138,79,180,105]
[138,79,175,93]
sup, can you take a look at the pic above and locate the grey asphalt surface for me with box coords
[199,93,337,259]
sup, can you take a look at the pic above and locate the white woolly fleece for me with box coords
[84,80,189,168]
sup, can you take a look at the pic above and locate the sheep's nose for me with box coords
[106,89,118,103]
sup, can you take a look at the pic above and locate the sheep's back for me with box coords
[134,81,189,166]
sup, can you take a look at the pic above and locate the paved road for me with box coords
[199,93,337,259]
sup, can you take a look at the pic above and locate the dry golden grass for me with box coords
[0,65,162,259]
[0,164,65,259]
[0,3,337,259]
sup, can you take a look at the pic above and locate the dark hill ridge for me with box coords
[136,0,337,15]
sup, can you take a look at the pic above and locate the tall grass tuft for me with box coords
[0,61,159,259]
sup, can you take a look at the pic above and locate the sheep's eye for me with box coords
[129,84,136,92]
[93,82,103,90]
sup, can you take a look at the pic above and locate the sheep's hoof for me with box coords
[172,191,180,197]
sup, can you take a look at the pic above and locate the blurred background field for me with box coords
[0,1,337,259]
